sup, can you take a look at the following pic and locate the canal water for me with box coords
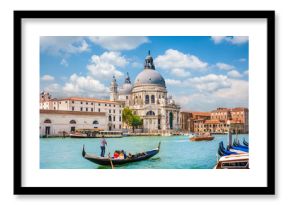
[40,134,249,169]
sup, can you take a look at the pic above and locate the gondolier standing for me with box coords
[100,135,107,157]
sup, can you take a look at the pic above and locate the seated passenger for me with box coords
[113,150,120,159]
[119,152,124,159]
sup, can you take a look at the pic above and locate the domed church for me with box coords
[110,51,181,132]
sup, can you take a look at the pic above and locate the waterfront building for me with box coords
[111,51,181,132]
[40,95,123,132]
[179,107,249,134]
[40,109,106,136]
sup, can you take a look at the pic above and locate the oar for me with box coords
[108,153,114,169]
[106,143,114,169]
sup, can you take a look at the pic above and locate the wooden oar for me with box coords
[106,143,114,169]
[108,153,114,169]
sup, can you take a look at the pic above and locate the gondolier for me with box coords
[100,135,107,157]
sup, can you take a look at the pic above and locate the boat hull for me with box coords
[82,143,160,166]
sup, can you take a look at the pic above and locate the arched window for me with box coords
[70,120,76,124]
[44,119,51,123]
[151,95,155,104]
[146,111,155,116]
[145,95,149,104]
[108,115,112,122]
[93,120,99,124]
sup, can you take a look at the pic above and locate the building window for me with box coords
[146,111,155,116]
[72,106,74,111]
[81,102,83,104]
[119,110,121,114]
[114,105,115,107]
[72,101,74,104]
[70,120,76,124]
[86,102,88,105]
[98,108,100,112]
[91,108,93,112]
[109,116,112,121]
[80,107,83,111]
[113,109,115,113]
[145,95,149,104]
[119,116,121,121]
[151,95,155,104]
[119,125,121,129]
[59,102,61,104]
[44,119,51,123]
[98,103,100,106]
[126,96,128,100]
[65,101,67,103]
[86,108,88,112]
[54,107,56,110]
[113,116,115,121]
[109,109,111,113]
[109,104,111,107]
[113,125,115,129]
[91,102,93,105]
[105,104,107,106]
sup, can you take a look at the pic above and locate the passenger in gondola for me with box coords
[113,150,120,159]
[119,151,124,159]
[100,135,107,157]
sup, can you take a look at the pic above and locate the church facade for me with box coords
[110,51,181,132]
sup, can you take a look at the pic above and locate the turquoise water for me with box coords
[40,134,249,169]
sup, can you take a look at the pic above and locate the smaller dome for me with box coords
[119,83,133,95]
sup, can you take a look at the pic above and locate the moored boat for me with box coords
[189,132,214,141]
[214,153,249,169]
[82,142,161,166]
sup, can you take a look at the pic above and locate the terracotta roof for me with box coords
[40,109,106,116]
[231,107,248,112]
[59,97,121,104]
[191,112,211,117]
[204,119,221,124]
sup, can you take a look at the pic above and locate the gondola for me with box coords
[218,141,237,156]
[243,138,249,147]
[82,142,161,166]
[232,139,249,152]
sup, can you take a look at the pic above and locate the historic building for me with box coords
[179,107,249,134]
[110,51,181,132]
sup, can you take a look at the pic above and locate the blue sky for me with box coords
[40,36,249,111]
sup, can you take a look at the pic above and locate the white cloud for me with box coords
[171,68,191,77]
[165,79,182,86]
[63,74,109,97]
[155,49,208,72]
[87,51,128,79]
[175,79,248,111]
[227,70,243,78]
[211,36,248,45]
[41,75,55,81]
[187,74,232,93]
[216,62,235,71]
[40,37,89,55]
[60,59,69,67]
[211,36,226,44]
[89,36,149,51]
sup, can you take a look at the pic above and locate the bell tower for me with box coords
[110,75,118,101]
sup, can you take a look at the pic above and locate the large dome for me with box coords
[134,69,166,87]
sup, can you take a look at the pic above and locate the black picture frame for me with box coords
[14,10,275,195]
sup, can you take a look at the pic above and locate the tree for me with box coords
[130,115,143,133]
[121,107,143,132]
[122,107,133,128]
